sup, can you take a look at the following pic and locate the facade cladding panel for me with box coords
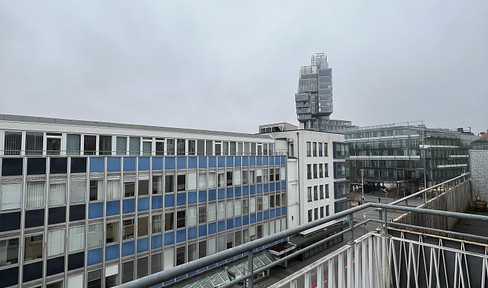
[0,114,287,287]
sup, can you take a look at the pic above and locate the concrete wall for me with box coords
[470,149,488,200]
[395,180,471,231]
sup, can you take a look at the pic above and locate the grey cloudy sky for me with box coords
[1,1,487,134]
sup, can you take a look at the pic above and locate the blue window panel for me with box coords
[235,216,241,227]
[176,229,186,243]
[123,157,136,171]
[242,156,248,166]
[208,189,216,201]
[198,267,207,273]
[250,213,256,224]
[164,194,175,207]
[208,157,216,168]
[89,203,103,219]
[218,157,225,167]
[263,183,268,192]
[282,207,287,215]
[198,225,207,237]
[218,189,225,200]
[151,235,163,249]
[176,193,186,206]
[152,157,163,171]
[243,215,249,225]
[107,158,121,172]
[152,195,163,209]
[270,209,275,219]
[188,192,197,204]
[123,199,135,214]
[235,187,241,197]
[282,181,286,190]
[218,221,225,232]
[250,185,256,195]
[281,156,286,165]
[137,237,149,253]
[164,232,174,246]
[106,201,120,216]
[264,211,269,220]
[176,275,186,282]
[227,219,234,229]
[188,227,197,240]
[90,158,104,173]
[276,208,281,217]
[243,186,249,196]
[208,222,216,234]
[276,182,281,191]
[198,157,207,168]
[269,183,275,192]
[138,197,149,211]
[235,157,241,167]
[138,157,150,171]
[199,190,207,202]
[188,271,196,277]
[257,184,263,193]
[226,188,233,198]
[269,157,274,165]
[209,263,217,269]
[106,244,119,261]
[226,157,233,167]
[257,157,262,166]
[263,157,268,165]
[122,241,135,257]
[87,248,103,265]
[257,212,263,222]
[164,279,175,286]
[177,157,186,169]
[250,157,255,166]
[188,157,197,169]
[165,157,175,170]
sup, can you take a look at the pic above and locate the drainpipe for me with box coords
[296,132,301,226]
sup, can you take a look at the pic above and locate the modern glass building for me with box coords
[0,114,287,287]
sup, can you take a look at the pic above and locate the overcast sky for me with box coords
[1,1,487,134]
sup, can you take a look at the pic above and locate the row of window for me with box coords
[306,163,329,180]
[3,132,275,157]
[307,184,330,202]
[308,205,330,222]
[306,141,328,157]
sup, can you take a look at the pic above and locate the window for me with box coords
[276,194,280,206]
[122,261,134,284]
[26,181,45,208]
[325,184,330,198]
[263,195,269,210]
[188,173,197,190]
[116,137,127,155]
[250,197,256,213]
[207,204,216,222]
[198,173,207,190]
[0,238,19,266]
[69,226,84,252]
[199,241,206,258]
[314,186,318,201]
[319,143,323,157]
[129,137,140,156]
[307,187,312,202]
[313,164,318,179]
[176,246,185,265]
[49,182,66,206]
[138,216,148,237]
[83,135,96,155]
[206,140,213,155]
[167,139,175,155]
[25,234,43,261]
[188,243,197,262]
[230,142,236,155]
[324,143,328,156]
[106,222,119,244]
[326,205,330,216]
[234,200,241,216]
[313,142,317,157]
[208,172,216,188]
[165,212,174,230]
[43,133,60,154]
[165,175,174,193]
[226,201,234,218]
[226,171,233,186]
[227,232,233,248]
[314,208,318,220]
[4,132,21,155]
[1,183,21,210]
[70,178,86,203]
[155,139,165,156]
[197,140,204,155]
[177,211,185,228]
[187,207,196,227]
[307,164,312,180]
[88,223,103,248]
[306,142,311,157]
[257,197,263,211]
[233,170,241,185]
[152,176,162,194]
[123,219,134,240]
[99,135,112,156]
[320,185,324,200]
[90,180,103,201]
[177,175,186,191]
[243,199,249,214]
[177,139,186,155]
[242,171,249,185]
[308,210,313,222]
[188,140,196,155]
[26,133,43,155]
[107,178,120,200]
[142,139,152,156]
[218,202,225,220]
[151,253,161,274]
[199,206,206,224]
[319,164,324,178]
[218,235,225,252]
[256,169,262,183]
[320,206,324,218]
[124,177,135,197]
[270,195,274,208]
[218,173,225,188]
[139,177,149,196]
[152,214,162,234]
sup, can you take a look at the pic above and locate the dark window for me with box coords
[70,158,86,173]
[23,261,43,282]
[122,261,134,284]
[137,256,148,278]
[165,175,174,193]
[226,171,233,186]
[0,267,18,287]
[151,253,161,274]
[99,136,112,156]
[1,158,23,176]
[177,139,186,155]
[176,211,185,228]
[199,240,206,258]
[0,212,20,232]
[50,158,67,174]
[165,212,174,230]
[69,205,85,221]
[47,136,61,155]
[176,246,185,265]
[48,207,66,225]
[68,252,84,270]
[27,158,46,175]
[177,175,185,191]
[47,256,64,276]
[84,135,96,155]
[139,179,149,196]
[155,140,164,156]
[25,210,44,228]
[88,269,102,288]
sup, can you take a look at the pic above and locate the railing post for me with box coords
[247,250,254,288]
[405,197,408,206]
[379,208,383,221]
[383,208,388,235]
[423,190,426,204]
[348,213,354,245]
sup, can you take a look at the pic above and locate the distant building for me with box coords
[259,122,298,134]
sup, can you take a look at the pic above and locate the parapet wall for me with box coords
[395,180,471,231]
[470,149,488,200]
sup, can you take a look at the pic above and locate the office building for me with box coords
[0,114,287,287]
